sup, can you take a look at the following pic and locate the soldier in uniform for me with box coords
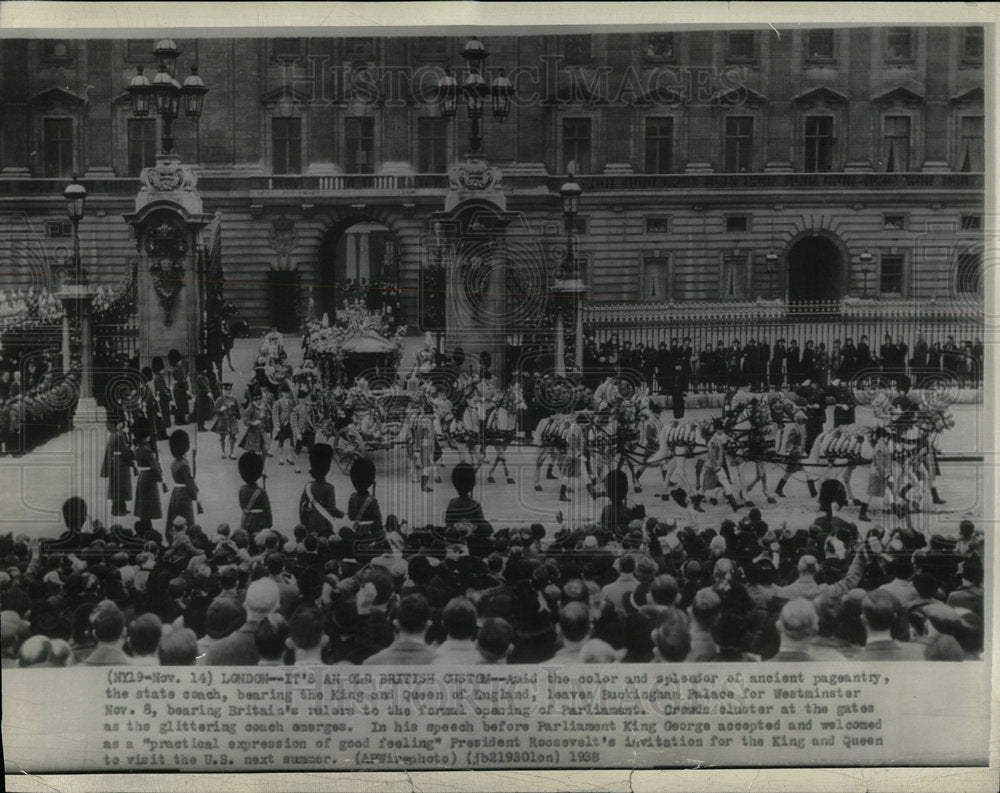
[151,356,172,438]
[100,413,135,516]
[299,443,344,538]
[165,429,199,531]
[138,367,165,441]
[132,415,163,526]
[238,452,272,535]
[695,419,744,512]
[192,354,217,433]
[774,410,807,498]
[559,412,589,502]
[212,382,241,459]
[167,349,190,426]
[859,427,894,522]
[239,390,269,454]
[290,385,317,474]
[270,383,296,465]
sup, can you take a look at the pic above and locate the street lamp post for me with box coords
[765,250,778,299]
[859,249,874,298]
[438,37,513,155]
[58,175,100,418]
[128,39,207,156]
[552,172,587,376]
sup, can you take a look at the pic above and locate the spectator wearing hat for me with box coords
[127,613,163,665]
[364,593,436,665]
[946,556,983,617]
[955,520,984,559]
[198,598,246,663]
[434,597,481,664]
[773,598,820,661]
[300,443,344,538]
[856,590,923,660]
[601,554,641,616]
[212,382,241,459]
[705,612,759,662]
[17,635,58,668]
[206,577,280,665]
[83,601,131,666]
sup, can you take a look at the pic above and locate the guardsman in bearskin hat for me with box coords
[213,382,241,459]
[167,349,190,425]
[192,353,217,433]
[299,442,344,537]
[165,429,199,531]
[131,415,163,525]
[100,412,135,516]
[238,451,272,534]
[151,356,172,438]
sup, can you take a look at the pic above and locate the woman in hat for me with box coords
[100,412,135,517]
[212,382,241,459]
[132,416,163,524]
[237,451,272,534]
[165,429,199,530]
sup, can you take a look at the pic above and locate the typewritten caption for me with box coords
[93,666,896,769]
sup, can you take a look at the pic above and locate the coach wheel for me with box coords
[334,427,365,474]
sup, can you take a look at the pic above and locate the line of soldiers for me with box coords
[0,355,78,457]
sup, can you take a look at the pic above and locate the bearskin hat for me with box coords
[238,452,264,485]
[168,429,190,459]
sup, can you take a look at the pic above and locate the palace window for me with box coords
[345,116,375,173]
[646,33,674,60]
[728,31,755,61]
[642,256,671,300]
[804,116,834,172]
[417,117,447,173]
[43,118,74,178]
[963,27,984,61]
[725,116,753,172]
[806,30,834,61]
[41,40,73,63]
[879,254,905,295]
[564,35,592,65]
[562,117,592,174]
[272,38,305,62]
[645,117,673,174]
[272,117,302,174]
[882,116,911,172]
[886,28,913,61]
[959,116,984,172]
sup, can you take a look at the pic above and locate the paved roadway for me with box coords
[0,334,985,541]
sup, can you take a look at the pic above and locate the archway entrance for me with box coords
[318,221,400,322]
[787,234,845,308]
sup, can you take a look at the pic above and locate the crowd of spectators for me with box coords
[583,332,984,393]
[0,353,77,457]
[0,468,984,668]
